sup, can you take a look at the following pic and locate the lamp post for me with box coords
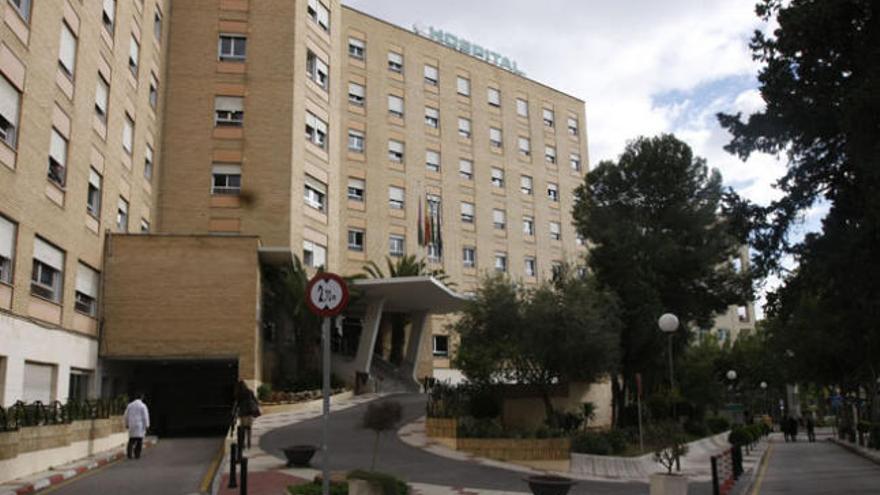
[760,381,768,417]
[727,370,738,423]
[658,313,680,391]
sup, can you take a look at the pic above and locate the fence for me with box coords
[0,398,128,432]
[710,446,743,495]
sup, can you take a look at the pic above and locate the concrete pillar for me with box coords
[403,311,428,382]
[354,298,385,374]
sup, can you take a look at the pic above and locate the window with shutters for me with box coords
[388,186,405,209]
[547,182,559,202]
[122,113,134,154]
[457,117,471,138]
[347,178,365,202]
[570,153,581,171]
[305,112,327,148]
[23,362,55,403]
[149,72,158,108]
[140,219,150,233]
[545,146,557,164]
[493,209,506,230]
[387,52,403,73]
[303,240,326,268]
[523,216,535,236]
[568,116,579,136]
[102,0,115,33]
[424,64,438,85]
[388,140,404,163]
[458,159,473,180]
[144,144,154,180]
[348,38,365,60]
[74,263,99,316]
[0,215,16,284]
[306,51,329,90]
[218,34,247,61]
[520,175,533,195]
[425,150,440,172]
[58,23,77,80]
[307,0,330,32]
[116,197,128,232]
[68,369,91,402]
[348,129,364,152]
[48,129,67,187]
[425,106,439,128]
[543,108,555,128]
[94,74,109,122]
[518,136,531,156]
[388,95,404,118]
[494,252,507,272]
[154,9,163,42]
[550,221,561,240]
[0,76,21,148]
[487,87,500,107]
[347,228,365,251]
[456,76,470,96]
[304,176,327,212]
[489,127,502,148]
[460,202,474,223]
[389,235,405,257]
[211,164,241,195]
[516,98,528,117]
[128,35,140,77]
[86,168,102,217]
[31,237,64,302]
[215,96,243,127]
[491,167,504,188]
[348,82,365,106]
[462,247,475,268]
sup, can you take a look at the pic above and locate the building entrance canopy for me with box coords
[351,276,468,314]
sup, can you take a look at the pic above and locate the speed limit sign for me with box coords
[305,272,350,317]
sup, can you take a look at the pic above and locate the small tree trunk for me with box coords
[371,431,381,470]
[541,388,555,427]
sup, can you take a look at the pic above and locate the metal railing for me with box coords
[0,397,128,432]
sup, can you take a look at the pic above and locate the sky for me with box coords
[343,0,825,318]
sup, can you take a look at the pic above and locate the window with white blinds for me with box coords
[456,76,470,96]
[32,237,64,301]
[0,76,21,147]
[75,263,99,315]
[0,215,15,284]
[59,23,77,78]
[303,240,326,267]
[87,168,102,216]
[48,129,67,186]
[102,0,116,31]
[122,114,134,154]
[215,96,244,126]
[388,186,405,209]
[23,362,55,403]
[388,95,404,117]
[128,35,140,76]
[95,74,109,120]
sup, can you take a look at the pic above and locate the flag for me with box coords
[424,196,432,247]
[417,197,424,246]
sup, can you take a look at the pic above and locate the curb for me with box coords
[0,437,157,495]
[828,437,880,466]
[731,440,771,495]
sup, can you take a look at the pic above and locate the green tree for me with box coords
[572,134,752,426]
[454,267,622,422]
[361,255,451,365]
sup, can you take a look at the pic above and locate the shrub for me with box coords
[362,400,403,470]
[571,430,627,455]
[257,384,272,402]
[347,470,408,495]
[706,416,730,434]
[467,386,502,419]
[728,426,750,446]
[456,417,505,438]
[288,482,348,495]
[683,418,708,437]
[651,422,689,475]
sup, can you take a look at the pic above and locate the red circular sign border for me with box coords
[305,272,350,318]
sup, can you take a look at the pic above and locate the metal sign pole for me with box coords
[322,316,331,495]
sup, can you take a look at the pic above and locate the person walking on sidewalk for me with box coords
[806,416,816,442]
[123,393,150,459]
[235,380,261,449]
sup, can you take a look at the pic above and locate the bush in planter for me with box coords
[652,423,689,475]
[257,384,272,402]
[456,416,505,438]
[571,430,627,456]
[347,470,408,495]
[706,416,730,434]
[288,481,348,495]
[728,426,750,447]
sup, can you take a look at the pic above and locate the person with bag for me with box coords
[235,380,261,449]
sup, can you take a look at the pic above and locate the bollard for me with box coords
[239,456,248,495]
[228,443,238,488]
[237,426,246,455]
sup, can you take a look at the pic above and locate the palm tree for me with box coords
[360,255,453,365]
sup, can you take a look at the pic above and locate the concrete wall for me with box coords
[503,379,614,430]
[101,234,262,381]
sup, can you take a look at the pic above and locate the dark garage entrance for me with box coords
[104,358,238,436]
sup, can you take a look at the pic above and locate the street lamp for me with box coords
[761,381,768,417]
[727,370,738,381]
[658,313,680,390]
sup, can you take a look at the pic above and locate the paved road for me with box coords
[47,437,222,495]
[753,437,880,494]
[261,393,717,495]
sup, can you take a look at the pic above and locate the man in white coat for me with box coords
[123,393,150,459]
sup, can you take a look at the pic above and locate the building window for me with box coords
[87,169,102,217]
[568,116,579,136]
[304,176,327,212]
[494,252,507,273]
[516,98,528,117]
[211,164,241,195]
[432,335,449,357]
[218,34,247,61]
[153,9,163,42]
[303,240,327,268]
[545,146,557,164]
[523,216,534,236]
[48,129,67,187]
[489,127,502,148]
[122,113,134,154]
[520,175,533,195]
[550,221,561,240]
[305,112,328,148]
[116,197,128,232]
[426,150,440,172]
[388,186,405,209]
[215,96,244,127]
[144,144,154,180]
[457,117,471,138]
[389,235,405,257]
[148,72,158,108]
[424,64,438,85]
[348,82,365,106]
[347,228,365,251]
[737,306,749,322]
[307,0,330,32]
[94,74,109,122]
[543,108,555,128]
[462,247,475,268]
[425,106,439,128]
[491,167,504,188]
[517,137,531,157]
[493,209,506,230]
[388,95,404,118]
[31,237,64,302]
[388,140,404,163]
[456,76,470,96]
[547,183,559,202]
[524,257,536,277]
[0,76,21,148]
[102,0,115,33]
[140,219,150,233]
[128,35,140,77]
[460,202,474,223]
[348,129,364,152]
[74,263,99,316]
[10,0,32,22]
[23,362,55,403]
[347,178,365,202]
[458,159,473,180]
[58,23,78,80]
[306,50,329,90]
[570,153,581,171]
[487,87,500,107]
[0,215,16,284]
[68,369,91,402]
[387,51,403,73]
[348,37,365,60]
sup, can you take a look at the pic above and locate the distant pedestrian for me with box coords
[806,416,816,442]
[123,393,150,459]
[235,380,261,449]
[787,416,799,442]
